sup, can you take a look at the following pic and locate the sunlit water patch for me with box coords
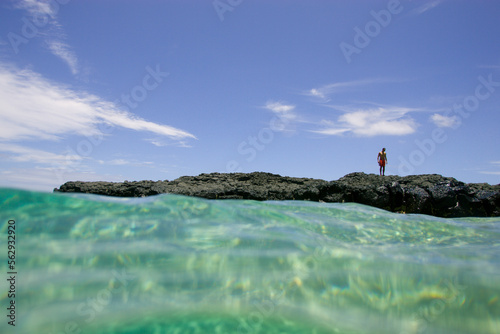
[1,189,499,333]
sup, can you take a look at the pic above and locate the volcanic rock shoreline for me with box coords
[54,172,500,218]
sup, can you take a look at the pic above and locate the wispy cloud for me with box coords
[407,0,445,16]
[305,78,396,103]
[312,104,419,137]
[0,65,197,142]
[46,40,79,75]
[15,0,56,17]
[15,0,80,75]
[478,64,500,70]
[0,141,96,189]
[149,138,193,148]
[263,101,300,133]
[480,171,500,176]
[264,101,297,121]
[430,113,460,128]
[0,167,124,191]
[0,143,82,165]
[97,158,153,167]
[0,64,196,189]
[480,161,500,178]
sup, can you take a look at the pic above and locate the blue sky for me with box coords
[0,0,499,191]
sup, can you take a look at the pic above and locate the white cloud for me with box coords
[0,143,82,165]
[265,101,295,113]
[47,40,79,75]
[0,65,197,142]
[430,113,460,128]
[312,122,350,136]
[98,159,130,166]
[16,0,80,75]
[312,105,418,137]
[99,108,196,140]
[0,167,124,191]
[15,0,57,17]
[480,171,500,176]
[480,161,500,177]
[0,65,196,190]
[148,138,193,148]
[305,78,394,102]
[263,101,300,133]
[407,0,445,16]
[264,101,297,121]
[309,88,324,99]
[97,159,153,167]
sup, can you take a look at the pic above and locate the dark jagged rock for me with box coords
[54,172,500,218]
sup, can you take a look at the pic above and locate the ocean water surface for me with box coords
[1,188,499,334]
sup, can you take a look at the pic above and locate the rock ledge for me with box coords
[54,172,500,218]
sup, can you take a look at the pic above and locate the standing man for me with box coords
[377,148,387,176]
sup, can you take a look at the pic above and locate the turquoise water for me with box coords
[1,188,499,334]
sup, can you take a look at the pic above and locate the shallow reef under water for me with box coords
[1,188,499,333]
